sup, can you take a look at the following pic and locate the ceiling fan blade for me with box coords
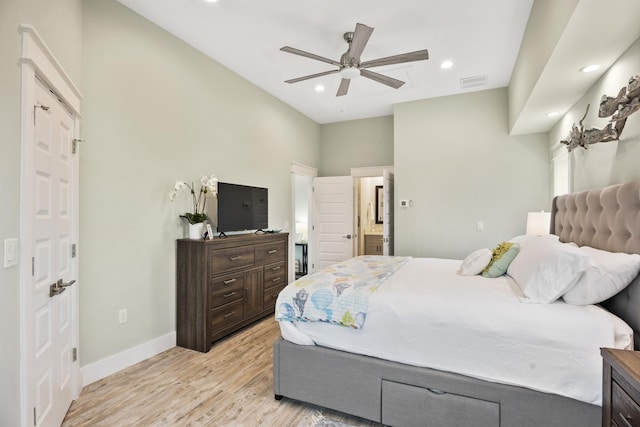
[349,23,374,61]
[361,49,429,69]
[280,46,341,67]
[336,79,350,97]
[285,69,339,84]
[360,69,405,89]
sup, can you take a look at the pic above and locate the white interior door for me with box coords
[312,176,354,270]
[383,170,394,256]
[26,78,78,427]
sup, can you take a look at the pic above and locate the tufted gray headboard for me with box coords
[551,181,640,349]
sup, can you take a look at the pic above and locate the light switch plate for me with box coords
[4,238,18,268]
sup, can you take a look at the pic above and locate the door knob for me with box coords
[342,234,352,239]
[49,279,76,297]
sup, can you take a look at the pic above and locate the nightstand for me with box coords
[602,348,640,427]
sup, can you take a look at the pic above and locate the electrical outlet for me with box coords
[118,309,128,324]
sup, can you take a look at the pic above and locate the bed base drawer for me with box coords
[381,379,500,427]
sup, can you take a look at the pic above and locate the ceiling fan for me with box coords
[280,23,429,97]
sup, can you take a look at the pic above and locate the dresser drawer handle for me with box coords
[619,412,634,427]
[267,250,278,254]
[223,278,237,285]
[223,292,236,298]
[271,266,281,271]
[229,256,242,261]
[271,277,281,283]
[427,388,446,395]
[224,311,236,319]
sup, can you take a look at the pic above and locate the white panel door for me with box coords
[28,78,77,427]
[313,176,354,270]
[382,170,394,256]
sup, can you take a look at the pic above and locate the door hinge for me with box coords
[33,407,36,426]
[72,138,84,154]
[71,244,77,258]
[33,104,49,126]
[31,257,35,276]
[72,347,77,362]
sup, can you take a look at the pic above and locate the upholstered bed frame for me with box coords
[273,181,640,427]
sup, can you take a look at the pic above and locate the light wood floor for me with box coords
[62,318,380,426]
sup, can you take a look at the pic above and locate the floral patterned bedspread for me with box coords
[275,255,410,329]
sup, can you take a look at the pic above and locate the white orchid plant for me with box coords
[170,174,218,224]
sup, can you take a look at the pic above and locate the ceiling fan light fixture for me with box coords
[339,66,361,80]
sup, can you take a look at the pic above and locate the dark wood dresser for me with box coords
[602,348,640,427]
[176,232,288,352]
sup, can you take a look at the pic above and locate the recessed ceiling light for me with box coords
[546,112,559,117]
[440,60,453,69]
[314,84,325,92]
[580,64,600,73]
[204,0,218,3]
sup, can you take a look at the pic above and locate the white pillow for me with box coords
[562,246,640,305]
[458,248,492,276]
[506,238,590,303]
[508,234,559,246]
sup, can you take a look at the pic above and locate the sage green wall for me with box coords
[394,88,549,260]
[80,0,320,365]
[549,37,640,191]
[0,1,82,425]
[319,116,393,176]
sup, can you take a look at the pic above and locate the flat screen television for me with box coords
[216,182,268,234]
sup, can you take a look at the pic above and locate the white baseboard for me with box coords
[80,331,176,386]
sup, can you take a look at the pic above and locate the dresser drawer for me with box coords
[381,380,499,427]
[255,241,285,265]
[264,261,286,290]
[612,381,640,427]
[208,246,254,275]
[209,299,244,333]
[209,272,244,309]
[264,284,285,310]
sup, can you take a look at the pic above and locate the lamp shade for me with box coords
[295,221,308,243]
[526,211,551,235]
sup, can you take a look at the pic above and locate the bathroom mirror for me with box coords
[375,185,383,224]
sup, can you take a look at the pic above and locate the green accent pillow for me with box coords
[482,242,520,278]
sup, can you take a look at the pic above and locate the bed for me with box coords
[272,181,640,427]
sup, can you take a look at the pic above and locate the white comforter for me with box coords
[278,257,633,405]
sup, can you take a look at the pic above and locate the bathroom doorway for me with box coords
[357,176,384,255]
[351,166,394,256]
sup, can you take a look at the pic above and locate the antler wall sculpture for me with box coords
[561,74,640,151]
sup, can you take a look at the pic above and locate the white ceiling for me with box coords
[117,0,534,124]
